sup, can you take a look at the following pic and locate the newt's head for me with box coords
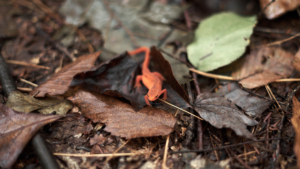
[147,87,162,101]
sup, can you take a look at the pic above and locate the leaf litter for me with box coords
[3,0,300,168]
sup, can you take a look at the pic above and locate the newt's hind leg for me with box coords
[152,72,165,81]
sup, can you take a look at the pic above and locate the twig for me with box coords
[265,85,285,166]
[35,27,76,61]
[31,0,64,24]
[182,0,192,31]
[189,68,235,80]
[190,68,300,82]
[171,137,288,154]
[17,87,33,92]
[162,135,170,169]
[76,29,94,53]
[54,152,149,157]
[104,139,131,163]
[158,98,203,120]
[6,60,50,69]
[209,133,220,161]
[227,148,253,169]
[266,33,300,47]
[20,78,38,87]
[192,69,203,149]
[159,49,193,67]
[237,151,257,158]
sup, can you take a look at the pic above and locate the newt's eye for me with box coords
[156,95,158,98]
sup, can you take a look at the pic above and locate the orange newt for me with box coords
[128,47,167,106]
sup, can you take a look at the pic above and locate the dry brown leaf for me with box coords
[31,51,101,97]
[260,0,300,19]
[292,96,300,168]
[0,104,61,168]
[68,89,176,139]
[194,93,258,140]
[232,47,293,89]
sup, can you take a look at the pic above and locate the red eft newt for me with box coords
[128,47,167,106]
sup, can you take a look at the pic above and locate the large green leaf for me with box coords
[187,12,256,72]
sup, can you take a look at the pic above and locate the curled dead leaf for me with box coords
[260,0,300,19]
[232,47,294,89]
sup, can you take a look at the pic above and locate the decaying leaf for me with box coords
[194,93,258,139]
[187,12,256,72]
[260,0,300,19]
[31,51,101,97]
[225,88,272,117]
[232,47,294,89]
[71,47,190,110]
[0,104,61,168]
[68,89,176,139]
[292,96,300,168]
[6,91,72,115]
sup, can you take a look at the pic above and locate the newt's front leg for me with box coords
[159,89,167,100]
[134,75,143,90]
[144,95,151,106]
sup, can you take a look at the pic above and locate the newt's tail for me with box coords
[128,47,150,73]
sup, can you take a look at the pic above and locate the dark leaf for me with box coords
[225,88,272,117]
[68,89,176,139]
[0,104,61,168]
[194,93,258,140]
[71,47,190,110]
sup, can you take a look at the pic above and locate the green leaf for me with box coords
[187,12,256,72]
